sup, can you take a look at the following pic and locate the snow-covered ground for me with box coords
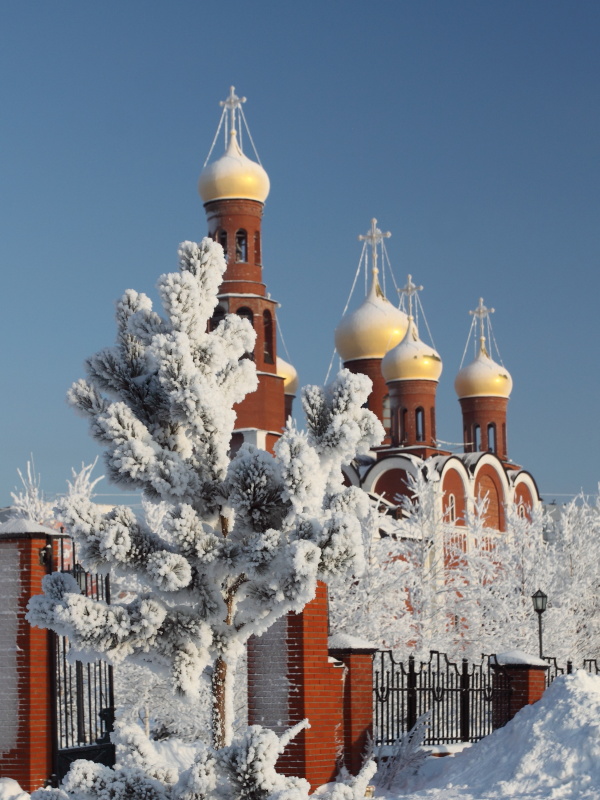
[381,671,600,799]
[2,671,599,800]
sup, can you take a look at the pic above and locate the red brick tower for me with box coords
[198,87,289,453]
[334,219,408,441]
[455,298,513,461]
[381,276,444,459]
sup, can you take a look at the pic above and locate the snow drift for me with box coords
[389,670,600,799]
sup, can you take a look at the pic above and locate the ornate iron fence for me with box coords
[51,538,115,781]
[373,650,512,746]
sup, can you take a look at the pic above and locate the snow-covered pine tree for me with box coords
[28,238,384,754]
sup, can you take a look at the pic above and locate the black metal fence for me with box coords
[544,656,600,686]
[51,538,115,780]
[373,650,512,747]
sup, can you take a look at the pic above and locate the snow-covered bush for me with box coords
[27,238,383,797]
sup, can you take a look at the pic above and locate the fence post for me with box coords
[407,655,417,732]
[460,658,470,742]
[567,660,572,674]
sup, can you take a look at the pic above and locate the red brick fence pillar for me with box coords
[0,527,56,792]
[491,650,549,729]
[328,635,377,776]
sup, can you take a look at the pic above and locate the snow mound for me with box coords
[0,779,29,800]
[387,671,600,799]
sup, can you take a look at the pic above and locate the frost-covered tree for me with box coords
[8,459,56,527]
[27,239,383,764]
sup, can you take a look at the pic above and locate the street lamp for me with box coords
[531,589,548,658]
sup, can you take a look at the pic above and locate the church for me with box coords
[197,86,541,530]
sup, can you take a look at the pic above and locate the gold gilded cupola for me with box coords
[455,298,512,461]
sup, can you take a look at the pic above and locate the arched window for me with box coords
[263,310,274,364]
[416,408,425,442]
[209,305,226,332]
[217,230,228,258]
[401,408,408,443]
[474,424,481,451]
[382,395,391,434]
[446,493,456,523]
[518,502,527,519]
[236,307,254,326]
[235,230,248,262]
[254,231,261,264]
[487,423,496,453]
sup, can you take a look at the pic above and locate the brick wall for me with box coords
[0,533,53,792]
[248,582,346,790]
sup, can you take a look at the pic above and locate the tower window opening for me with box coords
[401,408,408,444]
[416,408,425,442]
[254,232,261,264]
[217,230,228,258]
[236,307,254,327]
[487,423,496,454]
[209,305,226,332]
[474,424,481,451]
[263,310,274,364]
[235,230,248,262]
[382,395,391,434]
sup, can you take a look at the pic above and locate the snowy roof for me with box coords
[494,649,549,667]
[0,517,58,535]
[328,633,378,651]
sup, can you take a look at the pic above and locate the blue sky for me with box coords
[1,1,599,506]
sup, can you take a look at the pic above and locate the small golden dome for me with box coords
[381,317,443,383]
[335,271,408,361]
[455,341,512,398]
[276,356,299,396]
[198,129,270,204]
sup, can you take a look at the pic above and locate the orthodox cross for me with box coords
[220,86,246,136]
[469,297,495,346]
[358,218,391,276]
[399,274,423,318]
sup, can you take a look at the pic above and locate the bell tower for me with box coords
[199,88,287,453]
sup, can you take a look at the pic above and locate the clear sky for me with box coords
[1,0,599,507]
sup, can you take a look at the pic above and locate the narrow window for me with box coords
[236,307,254,326]
[474,424,481,451]
[263,310,274,364]
[217,230,228,258]
[209,305,226,332]
[254,231,261,264]
[446,494,456,523]
[487,423,496,453]
[235,230,248,262]
[416,408,425,442]
[382,395,391,434]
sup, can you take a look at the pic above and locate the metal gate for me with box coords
[51,539,115,780]
[373,650,512,746]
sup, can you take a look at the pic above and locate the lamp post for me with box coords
[531,589,548,658]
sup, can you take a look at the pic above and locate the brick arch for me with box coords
[514,483,534,521]
[474,464,506,531]
[372,468,411,505]
[441,467,467,527]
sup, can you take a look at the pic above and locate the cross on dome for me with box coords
[399,274,423,318]
[469,297,495,346]
[220,86,246,133]
[358,218,391,275]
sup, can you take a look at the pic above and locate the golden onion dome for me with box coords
[276,356,299,396]
[334,270,408,362]
[455,340,512,398]
[381,317,443,383]
[198,129,270,204]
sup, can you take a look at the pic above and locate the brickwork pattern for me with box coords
[0,534,53,792]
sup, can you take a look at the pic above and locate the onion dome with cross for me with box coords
[276,356,299,397]
[381,276,442,382]
[198,87,270,204]
[334,219,408,361]
[455,298,513,398]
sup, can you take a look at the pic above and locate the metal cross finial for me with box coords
[399,274,423,318]
[358,218,391,275]
[469,297,495,342]
[220,86,246,133]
